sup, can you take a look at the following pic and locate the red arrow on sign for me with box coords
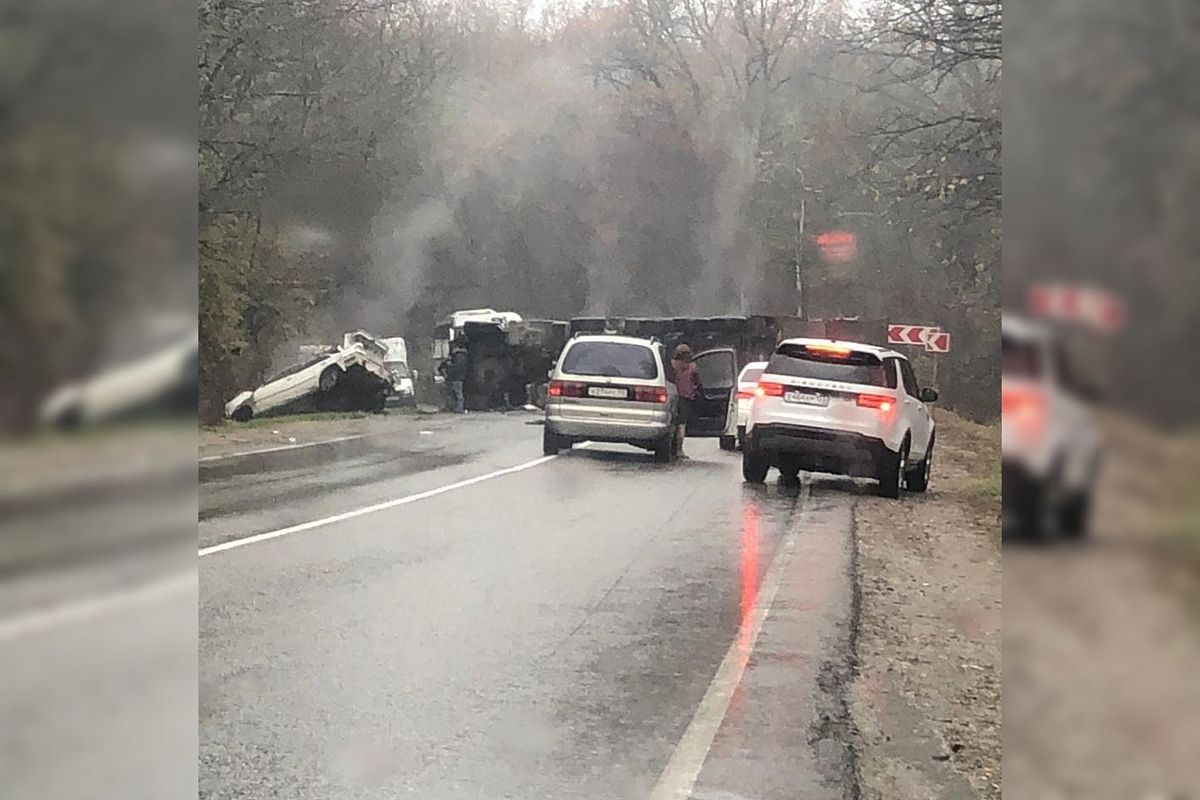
[888,324,934,346]
[925,331,950,353]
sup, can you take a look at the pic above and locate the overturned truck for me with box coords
[439,313,885,413]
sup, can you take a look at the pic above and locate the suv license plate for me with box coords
[784,391,829,406]
[588,386,628,399]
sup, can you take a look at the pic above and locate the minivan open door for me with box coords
[688,348,737,437]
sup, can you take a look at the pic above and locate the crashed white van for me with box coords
[224,340,391,421]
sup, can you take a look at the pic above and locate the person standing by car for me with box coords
[670,344,702,458]
[445,348,469,413]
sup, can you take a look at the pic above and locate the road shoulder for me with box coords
[849,411,1001,800]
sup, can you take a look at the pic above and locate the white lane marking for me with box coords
[199,434,366,463]
[199,444,590,558]
[649,482,811,800]
[0,571,196,643]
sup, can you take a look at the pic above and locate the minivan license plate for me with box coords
[588,386,628,399]
[784,390,828,406]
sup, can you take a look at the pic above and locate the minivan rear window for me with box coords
[739,366,764,385]
[562,342,659,379]
[767,344,886,386]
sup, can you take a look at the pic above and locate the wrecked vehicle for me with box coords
[41,330,198,429]
[224,339,391,421]
[378,336,416,406]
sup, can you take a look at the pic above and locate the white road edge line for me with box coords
[648,482,811,800]
[199,444,590,558]
[0,571,196,643]
[199,434,366,463]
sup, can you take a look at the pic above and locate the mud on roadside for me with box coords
[849,410,1001,800]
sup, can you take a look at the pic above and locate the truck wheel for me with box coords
[231,404,253,422]
[719,435,737,451]
[778,456,801,485]
[876,440,908,499]
[906,434,933,493]
[742,449,770,483]
[319,366,341,393]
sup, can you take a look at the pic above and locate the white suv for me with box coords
[543,334,679,462]
[1002,315,1101,539]
[742,338,937,497]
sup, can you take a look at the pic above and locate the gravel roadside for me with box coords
[849,411,1001,800]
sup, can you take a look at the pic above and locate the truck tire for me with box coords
[1059,491,1092,540]
[719,435,737,451]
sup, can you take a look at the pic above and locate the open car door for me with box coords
[688,348,737,437]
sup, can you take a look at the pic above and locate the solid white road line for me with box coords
[0,571,196,643]
[199,445,589,558]
[199,434,366,463]
[648,482,811,800]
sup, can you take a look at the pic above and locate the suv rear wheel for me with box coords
[876,439,909,499]
[906,434,933,493]
[742,448,770,483]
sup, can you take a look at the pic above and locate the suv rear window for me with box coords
[1002,335,1042,379]
[767,344,887,386]
[562,341,659,379]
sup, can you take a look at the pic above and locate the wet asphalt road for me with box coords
[200,412,858,800]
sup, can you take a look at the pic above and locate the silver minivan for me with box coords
[543,334,679,461]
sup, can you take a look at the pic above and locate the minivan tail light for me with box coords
[857,393,894,412]
[548,380,586,398]
[736,389,755,400]
[756,382,785,397]
[633,386,668,403]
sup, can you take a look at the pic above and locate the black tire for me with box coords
[876,439,909,499]
[719,435,737,451]
[230,404,253,422]
[742,449,770,483]
[736,427,746,450]
[653,430,676,463]
[1059,491,1092,540]
[906,434,933,493]
[543,428,565,456]
[778,457,801,485]
[318,366,341,393]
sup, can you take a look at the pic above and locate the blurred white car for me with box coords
[225,343,391,421]
[720,361,767,450]
[1002,315,1102,539]
[41,334,197,428]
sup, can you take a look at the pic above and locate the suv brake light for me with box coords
[756,382,785,397]
[548,380,586,398]
[857,393,894,411]
[806,343,852,357]
[736,389,755,400]
[1002,386,1045,436]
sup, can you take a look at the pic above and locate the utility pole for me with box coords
[794,199,806,319]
